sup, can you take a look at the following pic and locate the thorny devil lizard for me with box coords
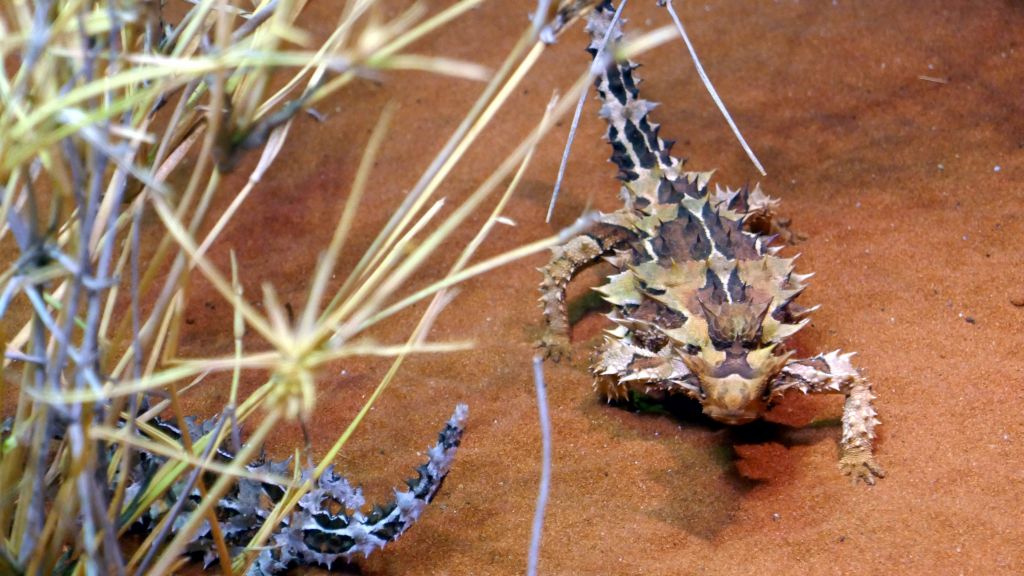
[114,405,466,573]
[0,405,465,572]
[538,1,884,484]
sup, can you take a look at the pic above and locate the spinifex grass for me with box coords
[0,1,678,573]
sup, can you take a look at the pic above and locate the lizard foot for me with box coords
[536,330,571,362]
[839,446,886,485]
[747,212,807,245]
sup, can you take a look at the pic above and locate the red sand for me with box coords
[148,1,1024,574]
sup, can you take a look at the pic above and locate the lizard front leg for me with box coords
[592,335,698,402]
[538,224,631,360]
[772,351,885,485]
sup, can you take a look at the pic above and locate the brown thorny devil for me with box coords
[537,1,884,484]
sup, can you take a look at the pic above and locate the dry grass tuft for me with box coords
[0,1,675,573]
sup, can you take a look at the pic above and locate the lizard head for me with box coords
[682,345,790,424]
[683,301,791,424]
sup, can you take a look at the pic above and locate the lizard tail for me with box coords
[585,1,684,185]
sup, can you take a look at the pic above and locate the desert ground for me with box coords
[171,1,1023,574]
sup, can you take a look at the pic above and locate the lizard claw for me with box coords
[536,330,571,362]
[839,447,886,485]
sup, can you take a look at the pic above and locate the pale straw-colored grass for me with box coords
[0,1,676,573]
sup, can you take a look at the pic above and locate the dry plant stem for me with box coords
[228,252,244,449]
[0,171,23,244]
[132,410,230,576]
[336,69,603,341]
[28,156,191,376]
[453,93,557,273]
[546,0,628,223]
[23,331,55,559]
[266,0,484,117]
[116,142,202,353]
[107,0,468,360]
[323,29,537,314]
[16,16,112,567]
[119,83,201,321]
[194,121,293,259]
[96,209,134,344]
[65,14,133,573]
[147,410,281,575]
[146,191,279,346]
[229,3,283,129]
[339,26,677,328]
[105,202,144,541]
[14,339,48,563]
[112,51,321,383]
[532,0,554,36]
[323,195,445,338]
[161,386,233,575]
[358,37,544,277]
[364,215,597,331]
[171,341,475,375]
[90,428,292,487]
[28,364,215,406]
[25,449,69,575]
[323,197,446,342]
[660,0,765,176]
[327,41,560,343]
[355,27,686,332]
[86,113,155,251]
[368,0,485,64]
[527,356,552,576]
[300,104,394,337]
[230,1,280,44]
[254,0,374,117]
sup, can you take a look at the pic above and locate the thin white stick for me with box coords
[526,355,553,576]
[546,0,630,223]
[662,0,767,176]
[532,0,552,37]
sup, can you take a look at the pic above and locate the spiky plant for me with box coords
[0,1,681,573]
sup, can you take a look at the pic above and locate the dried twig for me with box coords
[660,0,767,175]
[527,356,553,576]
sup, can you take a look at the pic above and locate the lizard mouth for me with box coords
[704,408,758,425]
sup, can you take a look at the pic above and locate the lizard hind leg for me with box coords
[537,224,632,360]
[538,233,605,360]
[714,183,806,244]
